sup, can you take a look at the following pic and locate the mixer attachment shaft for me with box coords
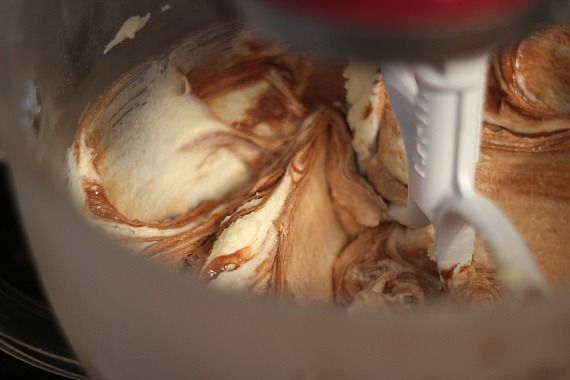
[383,56,546,298]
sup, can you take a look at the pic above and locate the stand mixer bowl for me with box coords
[1,1,570,379]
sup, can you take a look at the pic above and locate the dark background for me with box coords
[0,163,67,380]
[0,354,65,380]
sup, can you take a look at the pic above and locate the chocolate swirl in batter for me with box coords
[69,26,570,312]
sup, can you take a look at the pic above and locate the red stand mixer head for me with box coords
[238,0,554,59]
[270,0,542,29]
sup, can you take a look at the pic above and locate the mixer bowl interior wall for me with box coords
[3,0,234,176]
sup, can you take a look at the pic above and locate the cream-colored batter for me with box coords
[69,27,570,311]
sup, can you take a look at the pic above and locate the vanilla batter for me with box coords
[69,27,570,311]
